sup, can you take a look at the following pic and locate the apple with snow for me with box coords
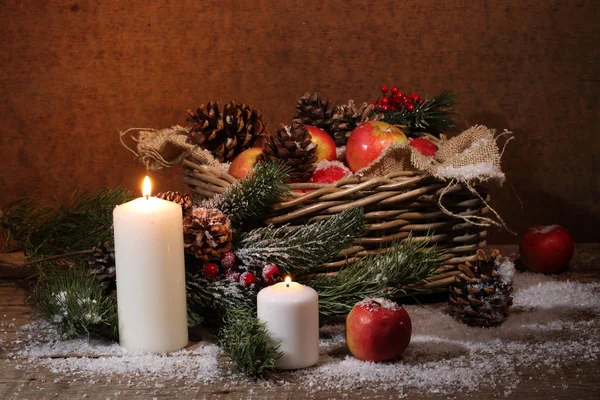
[346,121,408,172]
[228,147,263,179]
[309,161,352,184]
[409,137,438,157]
[519,225,574,274]
[345,298,412,362]
[305,125,337,162]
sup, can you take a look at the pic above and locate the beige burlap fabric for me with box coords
[358,125,509,184]
[120,126,223,172]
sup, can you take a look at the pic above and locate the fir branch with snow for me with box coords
[308,237,443,317]
[36,264,118,340]
[219,305,283,378]
[202,161,291,230]
[235,207,365,274]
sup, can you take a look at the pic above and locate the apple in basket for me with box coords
[519,225,574,274]
[228,147,263,179]
[346,298,412,362]
[305,125,337,162]
[346,121,408,173]
[409,137,438,157]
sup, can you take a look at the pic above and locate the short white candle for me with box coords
[113,176,188,353]
[257,276,319,369]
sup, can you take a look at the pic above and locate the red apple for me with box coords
[409,137,438,157]
[346,121,408,172]
[228,147,263,179]
[519,225,574,274]
[305,125,337,162]
[346,298,412,362]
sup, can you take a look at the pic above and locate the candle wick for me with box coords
[144,195,149,200]
[286,282,290,288]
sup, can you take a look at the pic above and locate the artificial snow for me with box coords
[3,270,600,397]
[531,225,560,234]
[313,159,351,174]
[437,162,505,182]
[355,297,399,310]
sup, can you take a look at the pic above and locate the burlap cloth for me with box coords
[121,124,513,231]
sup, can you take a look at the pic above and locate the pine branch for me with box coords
[185,272,256,324]
[219,305,282,378]
[203,162,291,230]
[235,207,365,274]
[305,238,443,317]
[1,189,134,259]
[382,91,457,136]
[35,263,118,340]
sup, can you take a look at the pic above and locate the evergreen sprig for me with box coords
[219,305,282,378]
[1,189,133,258]
[382,91,457,136]
[204,162,291,229]
[235,207,365,274]
[36,263,118,340]
[306,237,443,317]
[186,272,256,324]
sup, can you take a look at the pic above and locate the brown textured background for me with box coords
[0,0,599,245]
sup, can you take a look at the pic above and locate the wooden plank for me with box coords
[1,256,600,399]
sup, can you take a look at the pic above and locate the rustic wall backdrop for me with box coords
[1,0,598,244]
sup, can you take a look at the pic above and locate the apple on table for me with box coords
[346,298,412,362]
[519,225,574,274]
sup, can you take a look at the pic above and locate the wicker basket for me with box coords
[181,158,490,293]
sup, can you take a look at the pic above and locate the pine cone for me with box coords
[295,92,336,132]
[187,101,267,162]
[260,119,318,183]
[183,207,233,261]
[328,100,384,146]
[448,249,514,328]
[88,241,116,293]
[156,191,193,216]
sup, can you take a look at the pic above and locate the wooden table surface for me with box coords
[1,244,599,399]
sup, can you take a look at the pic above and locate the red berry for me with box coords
[380,85,389,94]
[410,93,420,101]
[225,270,240,282]
[202,263,219,279]
[401,96,409,105]
[393,92,403,101]
[239,272,257,287]
[390,105,396,111]
[262,264,281,285]
[382,105,389,112]
[407,104,415,112]
[220,252,236,269]
[380,97,389,105]
[369,101,377,106]
[391,86,399,94]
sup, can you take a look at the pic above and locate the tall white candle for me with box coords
[257,277,319,369]
[113,176,188,353]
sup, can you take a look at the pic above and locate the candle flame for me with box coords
[285,276,291,287]
[142,176,151,199]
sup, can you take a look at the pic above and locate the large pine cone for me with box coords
[156,191,193,216]
[448,249,514,328]
[260,119,318,183]
[328,100,384,146]
[295,92,336,132]
[88,241,116,294]
[183,207,233,261]
[187,101,267,162]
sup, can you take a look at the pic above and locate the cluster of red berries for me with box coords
[201,251,282,288]
[371,85,423,113]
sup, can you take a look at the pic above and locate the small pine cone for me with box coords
[295,92,336,132]
[260,119,318,183]
[183,207,233,261]
[156,191,193,216]
[328,101,384,146]
[88,241,116,293]
[448,249,514,328]
[187,101,267,162]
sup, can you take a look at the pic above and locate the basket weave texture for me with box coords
[182,158,490,292]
